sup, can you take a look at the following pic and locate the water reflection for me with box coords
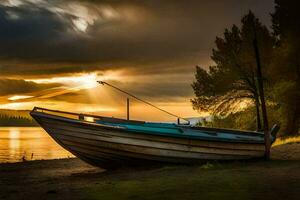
[0,127,74,163]
[8,128,20,160]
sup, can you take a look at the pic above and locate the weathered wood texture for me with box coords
[30,108,269,169]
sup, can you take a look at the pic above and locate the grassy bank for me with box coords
[1,143,300,200]
[85,160,300,200]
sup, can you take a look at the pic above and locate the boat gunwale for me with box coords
[30,108,266,144]
[60,138,260,160]
[31,107,265,136]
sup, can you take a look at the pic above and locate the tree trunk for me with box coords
[285,108,299,135]
[285,83,300,135]
[254,95,262,131]
[253,26,270,160]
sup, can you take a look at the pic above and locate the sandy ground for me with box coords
[271,142,300,160]
[1,143,300,200]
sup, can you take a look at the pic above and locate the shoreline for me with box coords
[0,126,40,129]
[0,157,75,165]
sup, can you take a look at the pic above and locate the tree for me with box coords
[271,0,300,135]
[191,11,274,130]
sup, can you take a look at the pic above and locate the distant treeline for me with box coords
[0,114,38,127]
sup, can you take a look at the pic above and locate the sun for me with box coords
[75,73,98,89]
[69,71,123,89]
[26,72,100,89]
[28,71,123,89]
[12,70,125,103]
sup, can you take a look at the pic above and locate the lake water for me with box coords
[0,127,74,163]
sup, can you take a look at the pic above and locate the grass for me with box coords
[84,160,300,200]
[83,139,300,200]
[272,136,300,147]
[2,156,300,200]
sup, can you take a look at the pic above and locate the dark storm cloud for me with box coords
[0,78,61,96]
[0,4,69,60]
[0,0,274,76]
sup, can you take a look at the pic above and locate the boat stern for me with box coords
[270,124,280,143]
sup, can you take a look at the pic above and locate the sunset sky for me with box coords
[0,0,274,122]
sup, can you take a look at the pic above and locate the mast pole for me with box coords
[127,98,130,120]
[98,81,190,124]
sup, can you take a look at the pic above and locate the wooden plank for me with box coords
[41,117,265,151]
[48,126,264,157]
[38,116,265,151]
[47,127,263,159]
[61,139,255,161]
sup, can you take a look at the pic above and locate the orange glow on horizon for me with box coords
[0,70,203,121]
[0,99,202,122]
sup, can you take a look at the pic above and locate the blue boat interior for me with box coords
[96,120,271,143]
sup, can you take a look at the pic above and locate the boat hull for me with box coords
[31,110,267,169]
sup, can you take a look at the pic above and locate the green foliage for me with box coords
[270,0,300,135]
[198,105,282,133]
[191,11,274,130]
[197,107,257,130]
[191,11,274,114]
[192,6,300,135]
[84,161,300,200]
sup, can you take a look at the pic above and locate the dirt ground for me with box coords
[271,142,300,160]
[1,143,300,200]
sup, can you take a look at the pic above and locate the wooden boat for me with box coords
[30,107,279,169]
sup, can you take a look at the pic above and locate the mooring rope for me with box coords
[97,81,190,124]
